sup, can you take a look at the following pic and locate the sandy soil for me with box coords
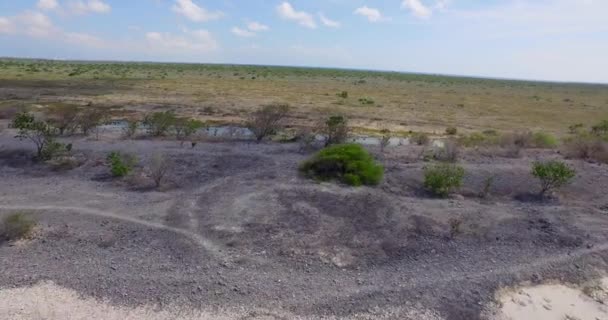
[492,278,608,320]
[1,128,608,319]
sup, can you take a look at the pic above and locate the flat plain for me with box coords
[1,59,608,320]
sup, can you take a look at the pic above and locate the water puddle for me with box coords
[100,121,445,147]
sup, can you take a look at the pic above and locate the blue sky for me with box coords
[0,0,607,83]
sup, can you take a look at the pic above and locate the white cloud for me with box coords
[18,11,58,37]
[69,0,111,14]
[319,13,340,28]
[172,0,223,22]
[37,0,59,10]
[401,0,432,19]
[247,21,269,32]
[145,29,219,52]
[276,2,316,29]
[0,17,15,34]
[64,32,106,48]
[231,27,255,37]
[354,6,383,23]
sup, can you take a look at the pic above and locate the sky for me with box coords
[0,0,607,83]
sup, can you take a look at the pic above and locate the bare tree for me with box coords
[247,104,290,142]
[149,153,171,188]
[78,108,107,136]
[379,129,391,153]
[46,104,80,135]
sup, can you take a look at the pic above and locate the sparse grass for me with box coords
[2,59,606,134]
[299,144,383,186]
[1,212,36,241]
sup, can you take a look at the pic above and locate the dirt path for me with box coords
[0,204,224,257]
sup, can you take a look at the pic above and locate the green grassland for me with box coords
[1,58,607,135]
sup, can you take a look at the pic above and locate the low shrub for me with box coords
[445,127,458,135]
[149,153,171,188]
[591,120,608,136]
[122,119,138,138]
[144,111,177,136]
[531,160,576,197]
[379,129,391,153]
[531,132,558,148]
[299,144,383,186]
[247,104,290,142]
[562,133,608,163]
[1,212,36,241]
[337,91,348,99]
[411,132,430,146]
[324,115,349,146]
[423,163,465,197]
[434,140,459,162]
[107,151,136,177]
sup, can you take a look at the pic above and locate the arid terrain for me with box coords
[1,60,608,320]
[2,59,608,135]
[1,122,608,319]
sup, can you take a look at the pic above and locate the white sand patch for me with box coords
[0,282,443,320]
[493,278,608,320]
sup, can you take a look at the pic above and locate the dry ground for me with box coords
[1,60,608,135]
[1,126,608,319]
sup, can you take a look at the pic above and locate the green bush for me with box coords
[107,152,136,177]
[1,212,36,241]
[423,163,465,197]
[144,111,177,136]
[12,112,54,159]
[591,120,608,136]
[299,144,383,186]
[531,161,576,196]
[337,91,348,99]
[532,132,558,148]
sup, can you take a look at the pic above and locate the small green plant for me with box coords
[299,144,383,186]
[532,132,558,148]
[107,151,136,177]
[424,163,465,197]
[1,212,36,241]
[324,115,349,146]
[568,123,584,134]
[531,161,576,197]
[12,112,55,159]
[337,91,348,99]
[144,111,177,136]
[445,127,458,135]
[358,97,375,105]
[591,120,608,136]
[174,118,204,145]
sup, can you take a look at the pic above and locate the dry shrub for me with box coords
[434,140,459,162]
[296,127,318,153]
[411,132,430,146]
[563,134,608,164]
[247,104,290,142]
[149,153,172,188]
[46,103,80,135]
[1,212,36,241]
